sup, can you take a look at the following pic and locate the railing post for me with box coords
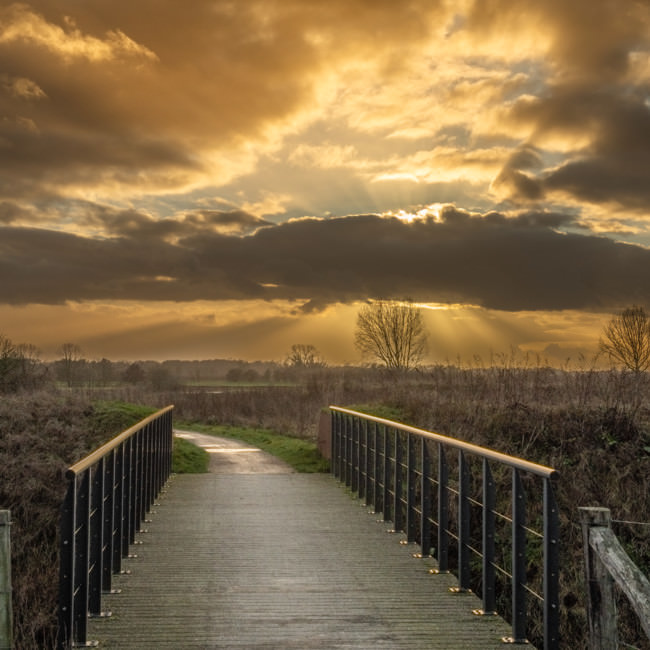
[373,422,381,513]
[0,511,12,650]
[330,411,339,478]
[351,416,359,494]
[122,438,133,556]
[579,507,618,650]
[543,479,560,650]
[506,468,528,644]
[382,426,391,522]
[73,471,92,646]
[406,433,417,543]
[420,439,432,557]
[343,415,351,487]
[364,420,372,506]
[102,450,116,594]
[478,459,496,615]
[113,443,124,574]
[393,430,404,532]
[88,462,105,617]
[58,483,74,649]
[437,444,449,572]
[456,450,471,591]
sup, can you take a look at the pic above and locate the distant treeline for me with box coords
[43,357,295,390]
[0,332,333,392]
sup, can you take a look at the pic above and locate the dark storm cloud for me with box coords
[482,1,650,210]
[88,206,273,238]
[497,87,650,208]
[2,209,650,311]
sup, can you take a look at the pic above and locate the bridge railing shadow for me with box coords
[330,406,560,650]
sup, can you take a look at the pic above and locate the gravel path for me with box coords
[174,429,295,474]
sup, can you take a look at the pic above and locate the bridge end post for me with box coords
[0,510,12,650]
[579,507,618,650]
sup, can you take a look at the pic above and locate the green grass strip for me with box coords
[173,436,210,473]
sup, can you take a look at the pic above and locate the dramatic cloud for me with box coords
[0,1,649,361]
[2,208,649,313]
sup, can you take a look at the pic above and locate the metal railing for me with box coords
[57,406,174,649]
[330,406,560,649]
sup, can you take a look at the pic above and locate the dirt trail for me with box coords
[174,429,294,474]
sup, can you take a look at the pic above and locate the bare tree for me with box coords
[285,344,326,368]
[58,342,84,387]
[0,334,20,392]
[600,305,650,372]
[0,336,46,391]
[354,300,427,371]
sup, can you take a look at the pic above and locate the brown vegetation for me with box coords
[0,392,153,648]
[2,361,650,647]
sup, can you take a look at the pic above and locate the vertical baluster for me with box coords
[330,411,338,478]
[57,480,75,649]
[419,438,432,557]
[509,469,528,643]
[343,416,347,483]
[406,433,417,543]
[544,479,560,650]
[73,471,91,644]
[147,422,155,512]
[351,416,359,494]
[163,409,172,482]
[478,458,497,615]
[393,430,404,532]
[155,417,163,498]
[382,426,391,522]
[122,438,132,556]
[455,450,471,592]
[132,429,143,533]
[102,450,115,594]
[373,422,381,514]
[142,423,152,517]
[364,420,372,506]
[88,462,105,617]
[437,444,449,572]
[113,444,125,571]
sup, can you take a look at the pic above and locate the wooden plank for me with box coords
[90,474,515,649]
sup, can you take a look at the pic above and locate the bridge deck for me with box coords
[89,472,514,649]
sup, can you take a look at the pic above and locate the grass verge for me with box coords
[173,436,210,473]
[181,422,329,472]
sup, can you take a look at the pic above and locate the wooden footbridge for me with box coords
[57,407,561,649]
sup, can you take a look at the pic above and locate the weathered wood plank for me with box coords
[590,527,650,639]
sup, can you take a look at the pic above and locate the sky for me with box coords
[1,0,649,365]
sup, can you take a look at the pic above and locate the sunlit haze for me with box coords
[1,1,649,365]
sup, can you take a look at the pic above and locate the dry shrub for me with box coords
[0,390,142,649]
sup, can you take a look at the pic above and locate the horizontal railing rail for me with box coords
[57,405,174,649]
[329,406,560,649]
